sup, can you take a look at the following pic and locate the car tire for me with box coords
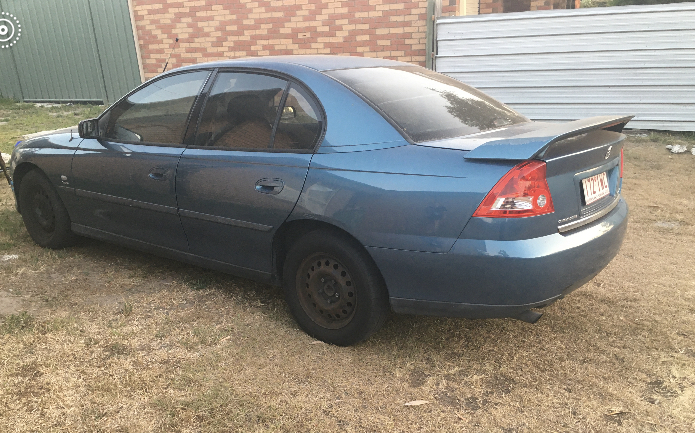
[18,170,76,249]
[282,230,389,346]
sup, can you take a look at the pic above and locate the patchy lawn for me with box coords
[1,102,694,432]
[0,97,104,155]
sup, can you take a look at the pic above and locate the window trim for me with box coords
[187,67,327,154]
[268,81,292,149]
[183,69,219,147]
[96,69,214,148]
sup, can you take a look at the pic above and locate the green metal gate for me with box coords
[0,0,142,104]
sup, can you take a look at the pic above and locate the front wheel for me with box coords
[283,230,389,346]
[18,170,76,249]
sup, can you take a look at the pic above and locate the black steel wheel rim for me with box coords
[31,188,55,233]
[296,253,357,329]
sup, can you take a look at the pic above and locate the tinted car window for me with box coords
[274,85,322,150]
[195,72,288,149]
[102,71,209,144]
[326,66,528,142]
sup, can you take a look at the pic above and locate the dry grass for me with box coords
[0,120,694,431]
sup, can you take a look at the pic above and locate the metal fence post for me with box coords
[426,0,435,70]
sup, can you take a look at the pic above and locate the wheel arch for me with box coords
[11,162,41,214]
[272,219,388,293]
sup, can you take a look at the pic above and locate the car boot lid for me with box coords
[417,115,634,161]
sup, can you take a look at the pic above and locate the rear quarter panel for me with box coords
[291,145,516,252]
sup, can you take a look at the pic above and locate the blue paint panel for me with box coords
[11,133,80,187]
[177,149,312,273]
[370,199,627,307]
[71,138,188,250]
[293,145,515,252]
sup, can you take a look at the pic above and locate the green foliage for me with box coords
[0,99,104,155]
[580,0,611,7]
[0,205,26,250]
[1,311,35,334]
[0,97,19,106]
[103,342,130,358]
[119,301,133,317]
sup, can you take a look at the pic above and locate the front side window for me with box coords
[195,72,288,149]
[101,71,209,144]
[326,66,528,143]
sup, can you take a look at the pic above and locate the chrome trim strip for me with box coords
[179,209,273,232]
[75,189,178,215]
[543,141,620,163]
[56,186,75,194]
[558,195,620,233]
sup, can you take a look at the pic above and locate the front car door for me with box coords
[176,70,324,274]
[70,70,211,250]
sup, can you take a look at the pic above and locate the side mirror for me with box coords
[78,118,99,138]
[281,106,296,120]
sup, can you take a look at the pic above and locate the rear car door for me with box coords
[70,71,211,250]
[176,71,323,273]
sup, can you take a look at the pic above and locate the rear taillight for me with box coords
[473,160,555,218]
[620,148,624,178]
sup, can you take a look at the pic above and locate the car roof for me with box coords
[175,55,410,72]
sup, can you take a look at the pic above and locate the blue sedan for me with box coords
[8,56,630,345]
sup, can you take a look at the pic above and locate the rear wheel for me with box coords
[18,170,76,249]
[283,230,389,346]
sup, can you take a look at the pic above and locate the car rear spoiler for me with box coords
[464,115,634,160]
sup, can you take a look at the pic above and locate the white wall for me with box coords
[436,3,695,131]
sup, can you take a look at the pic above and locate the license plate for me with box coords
[582,172,610,205]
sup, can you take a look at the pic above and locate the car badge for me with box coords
[605,145,612,159]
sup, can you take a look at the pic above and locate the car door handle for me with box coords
[255,178,284,195]
[148,168,166,181]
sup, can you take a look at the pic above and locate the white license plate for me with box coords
[582,172,610,205]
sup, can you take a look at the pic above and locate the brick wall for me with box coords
[131,0,457,80]
[480,0,503,14]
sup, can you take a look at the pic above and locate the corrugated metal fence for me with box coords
[436,3,695,131]
[0,0,142,104]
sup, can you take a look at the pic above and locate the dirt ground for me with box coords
[0,131,694,432]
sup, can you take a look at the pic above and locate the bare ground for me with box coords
[0,134,694,432]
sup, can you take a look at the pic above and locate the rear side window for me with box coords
[273,85,322,151]
[102,71,209,144]
[326,66,528,143]
[195,72,288,149]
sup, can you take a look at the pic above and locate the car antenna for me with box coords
[162,37,180,73]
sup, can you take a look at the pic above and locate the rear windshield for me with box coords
[326,66,528,142]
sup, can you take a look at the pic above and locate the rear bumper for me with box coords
[368,198,628,318]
